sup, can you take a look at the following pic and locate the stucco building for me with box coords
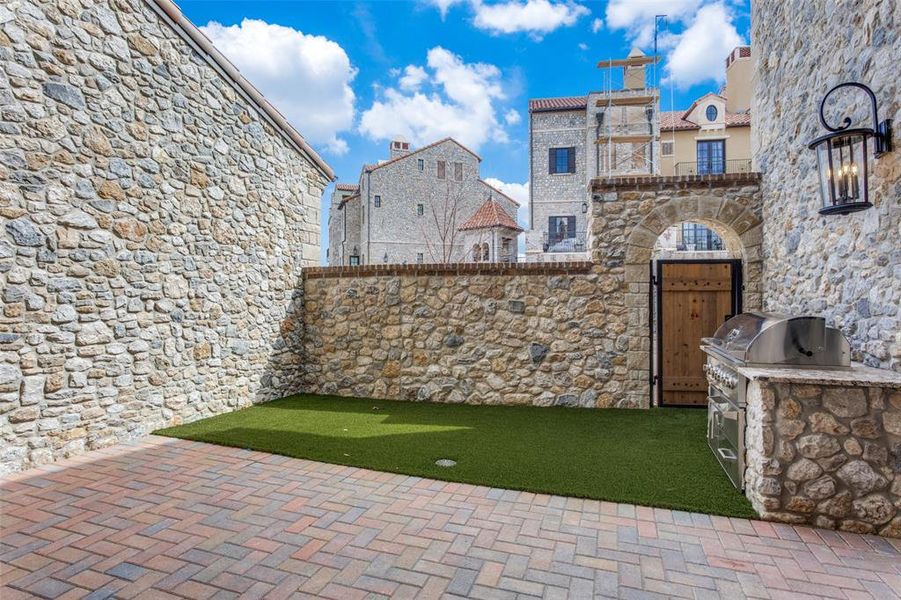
[327,138,520,265]
[659,46,753,176]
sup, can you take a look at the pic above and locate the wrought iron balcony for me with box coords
[674,159,753,176]
[542,231,587,253]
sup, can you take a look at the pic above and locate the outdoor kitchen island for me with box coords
[742,363,901,537]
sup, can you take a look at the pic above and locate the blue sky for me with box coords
[178,0,751,263]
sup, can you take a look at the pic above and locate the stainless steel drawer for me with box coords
[707,393,746,490]
[709,434,744,490]
[709,395,741,449]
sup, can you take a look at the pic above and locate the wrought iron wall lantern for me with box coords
[808,82,892,215]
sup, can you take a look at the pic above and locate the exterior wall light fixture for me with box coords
[808,82,892,215]
[581,202,588,214]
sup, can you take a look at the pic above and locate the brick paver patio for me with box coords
[1,436,899,599]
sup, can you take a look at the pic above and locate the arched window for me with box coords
[481,242,489,262]
[705,105,718,122]
[472,244,481,262]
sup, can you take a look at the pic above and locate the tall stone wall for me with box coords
[301,262,631,408]
[0,0,327,473]
[752,0,900,371]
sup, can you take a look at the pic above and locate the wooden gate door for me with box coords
[655,260,741,407]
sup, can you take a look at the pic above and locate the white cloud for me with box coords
[200,19,356,155]
[429,0,465,18]
[578,42,588,51]
[471,0,590,38]
[484,177,530,227]
[504,109,521,125]
[591,17,603,33]
[662,3,744,89]
[605,0,701,46]
[399,65,429,91]
[359,47,512,151]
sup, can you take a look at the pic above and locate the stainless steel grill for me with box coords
[700,312,850,489]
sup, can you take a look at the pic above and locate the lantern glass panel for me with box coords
[817,133,869,213]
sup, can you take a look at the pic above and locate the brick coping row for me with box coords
[590,172,761,192]
[303,261,594,279]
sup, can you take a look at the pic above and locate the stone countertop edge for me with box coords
[735,362,901,388]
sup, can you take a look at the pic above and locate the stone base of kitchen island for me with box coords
[742,364,901,537]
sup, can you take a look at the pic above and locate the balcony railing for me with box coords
[543,231,587,253]
[674,159,753,176]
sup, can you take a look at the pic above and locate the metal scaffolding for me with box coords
[595,49,660,177]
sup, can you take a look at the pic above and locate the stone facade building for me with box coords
[526,49,659,262]
[0,0,332,473]
[327,138,520,266]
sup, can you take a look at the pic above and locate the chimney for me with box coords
[624,47,647,90]
[389,136,411,159]
[724,46,752,113]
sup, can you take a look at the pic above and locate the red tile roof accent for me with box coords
[529,96,588,112]
[363,137,481,173]
[725,112,751,127]
[659,110,751,131]
[334,183,359,192]
[458,198,523,232]
[659,111,698,131]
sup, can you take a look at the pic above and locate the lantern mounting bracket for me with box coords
[818,82,892,157]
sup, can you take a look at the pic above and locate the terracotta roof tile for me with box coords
[458,198,522,232]
[334,183,359,192]
[529,96,588,112]
[660,110,751,131]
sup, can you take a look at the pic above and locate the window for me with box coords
[416,252,424,264]
[696,139,725,175]
[661,141,674,156]
[437,160,446,179]
[416,203,424,216]
[548,147,575,174]
[680,223,724,251]
[454,162,463,181]
[705,105,718,122]
[547,216,575,246]
[374,195,381,208]
[481,242,489,262]
[472,244,481,262]
[349,255,360,266]
[417,159,424,171]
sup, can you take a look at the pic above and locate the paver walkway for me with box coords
[1,436,899,599]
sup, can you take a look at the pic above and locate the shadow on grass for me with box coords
[156,394,755,518]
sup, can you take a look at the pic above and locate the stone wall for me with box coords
[301,262,633,408]
[589,173,763,408]
[0,0,328,473]
[752,0,900,371]
[744,376,901,537]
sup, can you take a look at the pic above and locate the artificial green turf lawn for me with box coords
[155,394,755,518]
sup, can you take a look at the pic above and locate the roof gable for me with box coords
[363,138,481,173]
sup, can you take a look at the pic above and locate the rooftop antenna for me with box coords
[653,14,666,88]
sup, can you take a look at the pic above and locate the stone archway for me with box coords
[623,193,763,408]
[586,173,764,409]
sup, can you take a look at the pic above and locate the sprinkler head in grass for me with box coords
[435,459,457,468]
